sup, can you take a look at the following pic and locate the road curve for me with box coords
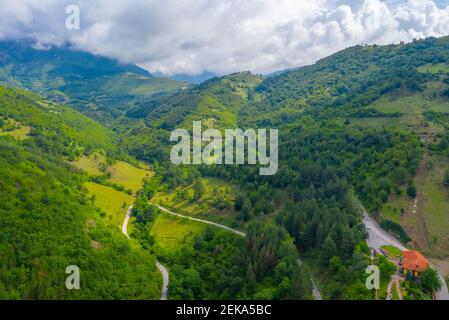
[361,205,406,251]
[121,205,133,238]
[151,203,246,237]
[361,205,449,300]
[156,261,169,300]
[121,205,169,300]
[156,202,324,300]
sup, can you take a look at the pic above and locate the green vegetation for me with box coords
[381,245,403,259]
[0,86,115,156]
[0,86,162,299]
[150,214,206,256]
[0,138,160,299]
[162,223,311,300]
[71,154,107,175]
[402,268,442,300]
[380,219,411,243]
[152,177,241,225]
[418,63,449,74]
[85,182,133,230]
[108,161,154,194]
[0,123,31,140]
[4,36,449,300]
[0,41,186,120]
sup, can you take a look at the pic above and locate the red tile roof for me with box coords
[402,250,429,272]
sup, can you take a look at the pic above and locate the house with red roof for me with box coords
[399,250,429,278]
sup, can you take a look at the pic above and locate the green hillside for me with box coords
[0,87,161,299]
[0,86,114,155]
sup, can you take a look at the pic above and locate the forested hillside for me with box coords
[0,86,161,299]
[122,36,449,299]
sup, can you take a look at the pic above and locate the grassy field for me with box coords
[381,245,403,259]
[108,161,154,194]
[85,182,133,231]
[71,154,106,175]
[0,126,31,140]
[351,87,449,135]
[152,177,239,224]
[420,157,449,257]
[418,63,449,74]
[150,213,206,256]
[380,156,449,258]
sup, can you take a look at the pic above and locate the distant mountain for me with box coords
[0,41,187,120]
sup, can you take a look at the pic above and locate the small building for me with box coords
[399,250,429,278]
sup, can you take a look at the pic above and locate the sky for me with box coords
[1,0,449,76]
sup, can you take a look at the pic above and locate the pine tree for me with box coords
[320,236,337,266]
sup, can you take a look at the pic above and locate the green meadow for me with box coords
[152,177,240,225]
[150,213,206,257]
[85,182,133,231]
[108,161,154,194]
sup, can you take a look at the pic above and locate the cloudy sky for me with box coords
[1,0,449,75]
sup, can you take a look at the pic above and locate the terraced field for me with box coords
[150,213,206,256]
[71,154,106,175]
[108,161,154,193]
[85,182,133,231]
[152,177,239,224]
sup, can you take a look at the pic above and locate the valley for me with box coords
[2,37,449,300]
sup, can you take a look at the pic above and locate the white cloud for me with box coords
[1,0,449,75]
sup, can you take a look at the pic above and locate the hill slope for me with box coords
[0,86,161,299]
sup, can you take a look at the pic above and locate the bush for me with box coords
[407,184,417,198]
[380,219,411,243]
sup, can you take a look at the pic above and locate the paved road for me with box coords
[361,206,406,251]
[156,261,169,300]
[361,205,449,300]
[121,205,169,300]
[121,205,133,238]
[154,203,325,300]
[151,203,246,237]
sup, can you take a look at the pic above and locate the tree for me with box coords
[288,266,311,300]
[407,184,417,198]
[420,268,442,293]
[192,180,204,201]
[234,195,245,211]
[246,263,257,291]
[320,236,337,266]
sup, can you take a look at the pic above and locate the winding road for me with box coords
[156,261,169,300]
[150,203,246,237]
[153,202,323,300]
[361,205,449,300]
[121,204,169,300]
